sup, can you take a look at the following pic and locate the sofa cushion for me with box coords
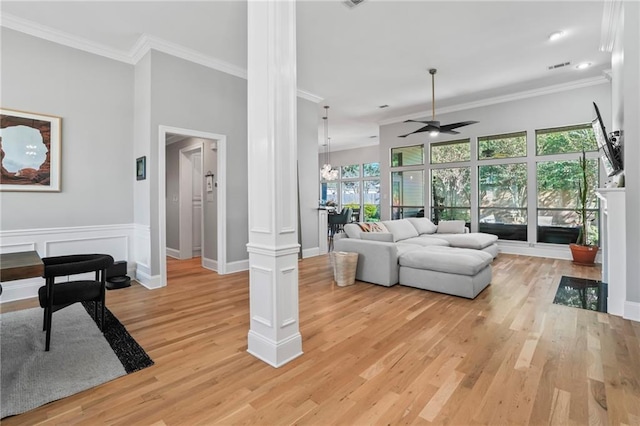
[398,236,450,247]
[361,232,394,243]
[436,220,466,234]
[344,222,388,239]
[407,218,438,235]
[399,246,493,276]
[343,223,361,239]
[381,219,420,242]
[433,233,498,250]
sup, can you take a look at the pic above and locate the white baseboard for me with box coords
[202,257,217,272]
[0,277,42,303]
[166,247,180,259]
[624,301,640,323]
[302,247,320,258]
[225,259,250,274]
[135,261,163,289]
[498,241,602,263]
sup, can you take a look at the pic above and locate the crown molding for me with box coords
[129,33,247,80]
[0,13,132,63]
[1,14,323,102]
[379,75,610,126]
[297,89,324,104]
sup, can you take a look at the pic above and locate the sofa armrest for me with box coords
[333,239,399,286]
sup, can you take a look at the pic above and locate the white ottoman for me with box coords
[398,246,493,299]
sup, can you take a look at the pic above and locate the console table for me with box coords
[0,251,44,295]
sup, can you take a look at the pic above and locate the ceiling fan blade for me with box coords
[398,124,438,138]
[439,129,461,135]
[439,121,479,131]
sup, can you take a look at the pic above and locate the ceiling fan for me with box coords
[399,68,478,138]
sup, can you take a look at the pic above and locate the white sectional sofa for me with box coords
[334,218,498,299]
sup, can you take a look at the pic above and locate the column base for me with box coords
[247,330,303,368]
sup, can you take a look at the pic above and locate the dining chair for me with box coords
[38,253,114,351]
[328,208,353,251]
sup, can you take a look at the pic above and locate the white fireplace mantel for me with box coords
[595,187,626,317]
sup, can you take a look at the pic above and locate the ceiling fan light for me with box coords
[429,130,440,137]
[549,31,565,41]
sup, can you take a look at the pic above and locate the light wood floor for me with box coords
[2,254,639,425]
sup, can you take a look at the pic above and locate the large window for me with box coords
[392,170,424,219]
[536,125,598,155]
[536,124,600,244]
[363,162,380,221]
[478,132,526,159]
[321,162,379,222]
[431,167,470,223]
[479,163,527,240]
[431,139,470,164]
[536,158,599,244]
[391,145,424,167]
[429,139,471,223]
[341,164,360,179]
[387,120,602,248]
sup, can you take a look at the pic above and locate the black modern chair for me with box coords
[328,208,353,251]
[38,254,114,351]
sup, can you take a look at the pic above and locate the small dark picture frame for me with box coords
[136,156,146,181]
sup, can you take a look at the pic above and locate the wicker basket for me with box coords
[331,251,359,287]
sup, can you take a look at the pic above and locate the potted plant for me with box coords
[569,150,599,265]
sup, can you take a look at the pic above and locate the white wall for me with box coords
[618,2,640,308]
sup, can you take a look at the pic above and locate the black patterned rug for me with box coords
[553,276,608,313]
[82,301,154,373]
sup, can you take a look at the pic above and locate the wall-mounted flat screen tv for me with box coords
[592,102,623,177]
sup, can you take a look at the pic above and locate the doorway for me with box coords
[159,126,228,286]
[178,144,203,261]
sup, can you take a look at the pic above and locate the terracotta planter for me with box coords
[569,243,599,266]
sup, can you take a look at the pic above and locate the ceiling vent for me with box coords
[343,0,366,8]
[548,61,571,70]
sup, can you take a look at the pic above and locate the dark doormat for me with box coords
[553,276,607,313]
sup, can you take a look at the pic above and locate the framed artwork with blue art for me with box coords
[0,108,62,192]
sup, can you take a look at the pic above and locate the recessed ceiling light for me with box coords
[576,62,592,70]
[549,31,565,42]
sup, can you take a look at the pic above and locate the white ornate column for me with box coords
[246,0,302,367]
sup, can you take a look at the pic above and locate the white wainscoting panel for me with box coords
[0,224,138,303]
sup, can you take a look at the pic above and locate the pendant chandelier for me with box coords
[320,105,338,180]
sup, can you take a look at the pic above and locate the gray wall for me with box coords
[148,51,248,269]
[297,100,320,252]
[0,28,134,230]
[146,51,320,271]
[379,83,612,221]
[318,145,380,171]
